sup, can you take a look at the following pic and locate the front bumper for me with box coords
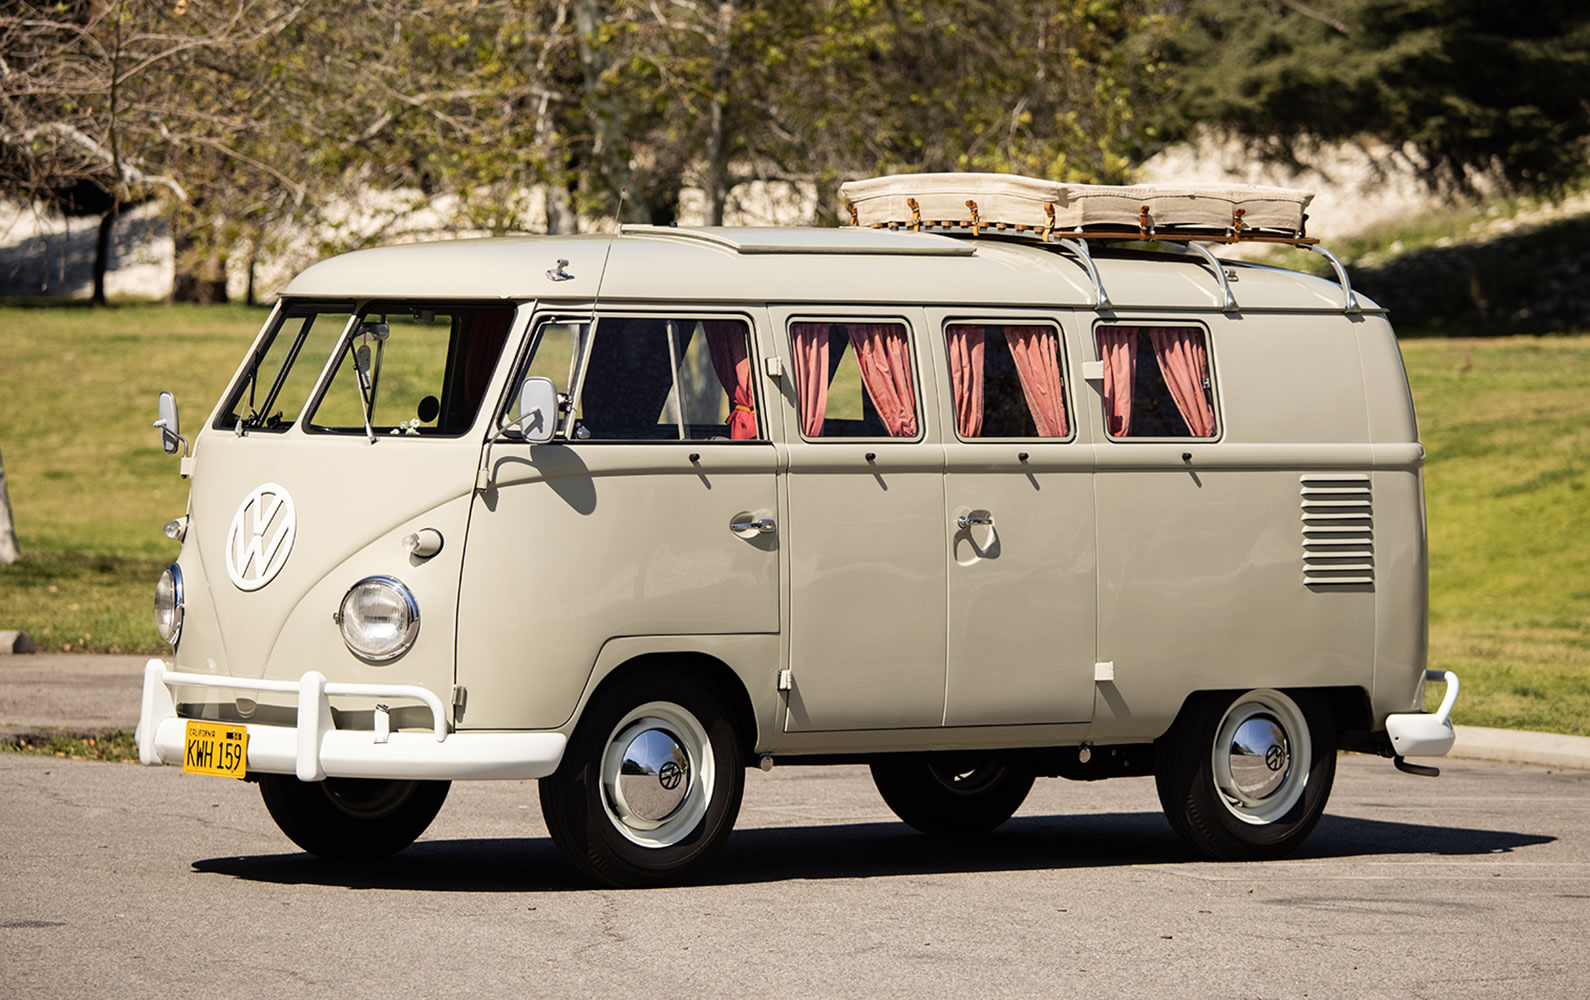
[135,659,566,782]
[1383,669,1460,757]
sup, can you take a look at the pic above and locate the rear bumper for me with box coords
[134,659,566,781]
[1383,670,1460,757]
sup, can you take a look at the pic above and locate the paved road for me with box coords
[3,752,1586,998]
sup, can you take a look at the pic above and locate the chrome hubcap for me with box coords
[1210,690,1311,826]
[614,727,692,823]
[600,701,714,848]
[1226,715,1290,801]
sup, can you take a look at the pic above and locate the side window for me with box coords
[790,321,918,438]
[525,315,759,441]
[945,323,1068,439]
[1096,325,1217,439]
[309,304,515,436]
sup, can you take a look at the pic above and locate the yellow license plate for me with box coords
[184,720,248,779]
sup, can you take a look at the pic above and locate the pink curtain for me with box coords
[847,323,918,437]
[790,322,830,437]
[703,320,757,440]
[946,325,985,437]
[1147,327,1215,437]
[1097,327,1138,437]
[1005,325,1067,437]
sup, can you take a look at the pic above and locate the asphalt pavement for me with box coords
[2,652,1588,770]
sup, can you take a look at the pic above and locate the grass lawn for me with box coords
[0,306,1585,733]
[1401,336,1590,733]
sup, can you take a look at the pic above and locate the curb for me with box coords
[1450,725,1590,771]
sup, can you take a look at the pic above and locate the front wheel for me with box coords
[1154,688,1336,861]
[871,755,1035,836]
[539,670,745,888]
[258,775,450,859]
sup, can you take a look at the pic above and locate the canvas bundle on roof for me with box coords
[839,172,1316,244]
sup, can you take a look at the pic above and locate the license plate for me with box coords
[184,720,248,779]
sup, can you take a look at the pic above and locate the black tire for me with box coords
[257,775,450,859]
[1154,688,1336,861]
[539,670,745,888]
[870,754,1035,836]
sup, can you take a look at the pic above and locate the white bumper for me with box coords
[134,659,566,781]
[1384,670,1460,757]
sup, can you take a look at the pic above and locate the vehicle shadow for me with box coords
[190,810,1555,892]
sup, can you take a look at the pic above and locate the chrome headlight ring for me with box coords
[335,576,420,663]
[155,564,185,647]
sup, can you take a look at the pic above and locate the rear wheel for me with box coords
[258,775,450,859]
[871,755,1035,835]
[539,670,745,888]
[1154,688,1335,860]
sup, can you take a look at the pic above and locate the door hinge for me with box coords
[777,668,793,692]
[451,685,468,723]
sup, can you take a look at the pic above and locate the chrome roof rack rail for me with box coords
[1055,237,1111,310]
[1304,244,1362,315]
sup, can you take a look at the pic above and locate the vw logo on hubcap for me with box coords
[1265,744,1286,771]
[657,760,685,791]
[226,483,296,591]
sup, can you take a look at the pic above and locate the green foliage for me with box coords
[1155,0,1590,195]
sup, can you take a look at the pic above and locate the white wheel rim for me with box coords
[1210,689,1311,826]
[599,700,714,848]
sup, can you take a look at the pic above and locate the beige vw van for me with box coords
[137,173,1459,887]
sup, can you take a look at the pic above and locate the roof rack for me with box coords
[838,173,1362,314]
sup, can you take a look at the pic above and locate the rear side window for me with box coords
[1096,325,1217,439]
[945,323,1069,439]
[790,320,919,439]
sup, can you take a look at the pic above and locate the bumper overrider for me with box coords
[1383,670,1460,757]
[135,659,566,782]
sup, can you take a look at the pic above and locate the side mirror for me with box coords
[516,377,557,444]
[154,391,185,455]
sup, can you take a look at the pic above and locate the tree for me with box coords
[0,445,17,565]
[1153,0,1590,195]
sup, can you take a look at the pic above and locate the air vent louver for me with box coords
[1301,475,1374,587]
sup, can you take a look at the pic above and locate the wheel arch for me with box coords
[579,649,761,765]
[1159,684,1368,743]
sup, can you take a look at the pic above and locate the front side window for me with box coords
[1096,325,1217,439]
[308,303,516,437]
[945,323,1069,439]
[512,315,759,442]
[790,320,918,439]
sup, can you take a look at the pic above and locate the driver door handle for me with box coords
[956,512,994,530]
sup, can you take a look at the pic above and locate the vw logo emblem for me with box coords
[657,760,685,791]
[1265,745,1286,772]
[226,483,296,591]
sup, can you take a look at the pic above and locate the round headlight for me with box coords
[155,564,184,647]
[337,576,419,663]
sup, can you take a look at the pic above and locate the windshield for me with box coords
[217,302,517,437]
[217,304,354,432]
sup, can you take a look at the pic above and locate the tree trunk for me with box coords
[0,446,20,565]
[700,0,735,227]
[92,200,118,306]
[171,219,229,305]
[574,0,653,225]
